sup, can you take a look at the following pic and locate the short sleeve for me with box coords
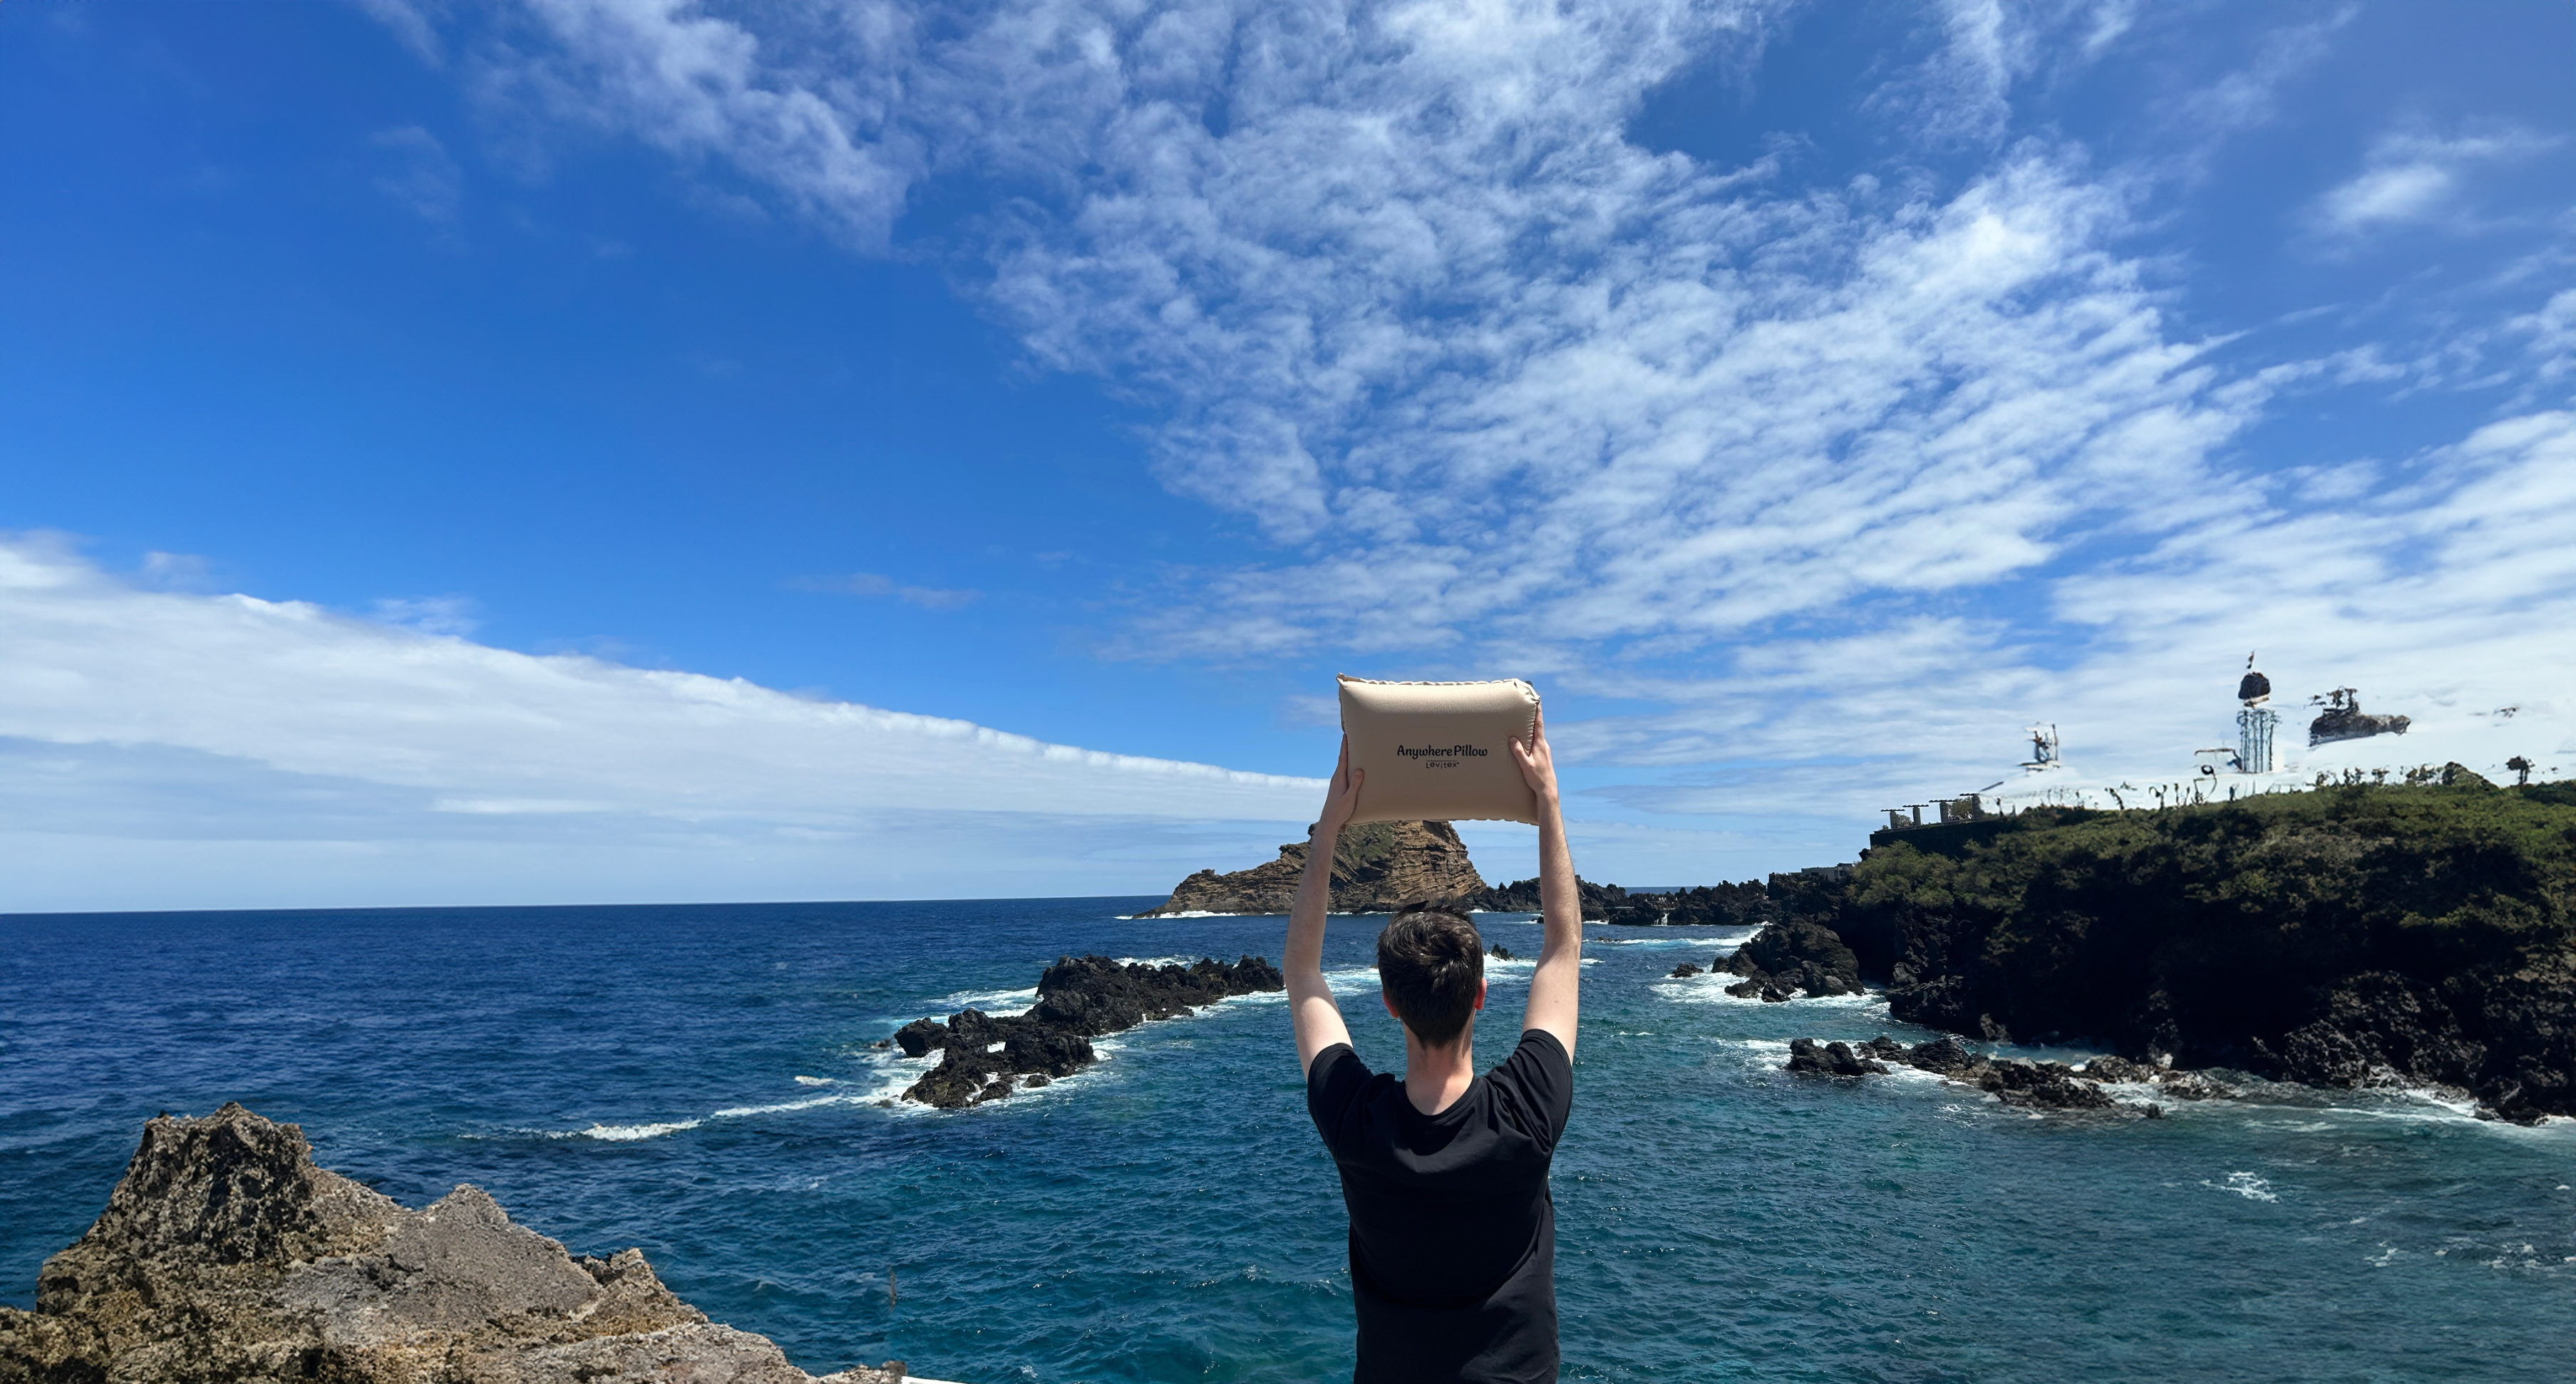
[1490,1028,1574,1151]
[1306,1043,1371,1154]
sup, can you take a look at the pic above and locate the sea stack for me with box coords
[1138,820,1488,916]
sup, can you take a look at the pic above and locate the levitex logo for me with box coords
[1397,744,1488,759]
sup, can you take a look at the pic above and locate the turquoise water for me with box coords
[4,900,2572,1381]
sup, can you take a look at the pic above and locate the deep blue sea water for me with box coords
[4,899,2573,1382]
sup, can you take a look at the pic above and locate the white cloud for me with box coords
[2513,288,2576,389]
[788,571,979,610]
[254,3,2576,883]
[371,594,482,636]
[355,0,446,66]
[0,538,1322,909]
[2314,126,2558,236]
[478,0,923,247]
[371,124,464,222]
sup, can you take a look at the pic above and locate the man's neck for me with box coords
[1401,1026,1477,1115]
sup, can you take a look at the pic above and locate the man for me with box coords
[1285,713,1582,1383]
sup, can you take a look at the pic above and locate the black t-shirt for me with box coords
[1307,1028,1575,1384]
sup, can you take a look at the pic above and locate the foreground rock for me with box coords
[0,1104,907,1384]
[1138,821,1487,916]
[895,954,1283,1107]
[1785,1036,2219,1114]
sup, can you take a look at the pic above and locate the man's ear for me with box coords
[1382,988,1401,1022]
[1473,978,1488,1013]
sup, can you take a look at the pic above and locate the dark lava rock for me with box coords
[1489,943,1516,960]
[2081,1055,2155,1082]
[0,1103,907,1384]
[1723,921,1863,1000]
[1481,874,1627,920]
[1900,1036,1982,1075]
[1853,785,2576,1121]
[1140,820,1488,916]
[892,1018,946,1059]
[1670,961,1701,978]
[2255,971,2485,1090]
[1792,1035,2141,1114]
[896,954,1283,1108]
[1785,1038,1887,1077]
[1978,1058,2115,1110]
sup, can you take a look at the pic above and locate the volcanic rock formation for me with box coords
[892,954,1284,1107]
[1785,1036,2202,1113]
[1138,820,1488,916]
[0,1104,910,1384]
[1820,782,2576,1122]
[1719,920,1863,1001]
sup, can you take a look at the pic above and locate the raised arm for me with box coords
[1513,711,1581,1060]
[1287,737,1361,1075]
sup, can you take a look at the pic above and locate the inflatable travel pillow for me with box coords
[1338,676,1542,825]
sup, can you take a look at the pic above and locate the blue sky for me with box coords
[3,0,2572,909]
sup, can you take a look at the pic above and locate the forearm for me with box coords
[1286,825,1351,1070]
[1522,792,1582,1057]
[1536,799,1579,956]
[1285,828,1333,977]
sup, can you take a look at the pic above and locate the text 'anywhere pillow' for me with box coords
[1338,676,1542,825]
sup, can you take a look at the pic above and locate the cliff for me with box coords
[1137,820,1487,916]
[1833,778,2576,1121]
[0,1104,912,1384]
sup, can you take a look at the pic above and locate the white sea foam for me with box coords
[793,1075,833,1086]
[709,1093,862,1119]
[2205,1171,2279,1202]
[928,984,1039,1018]
[1651,974,1888,1016]
[579,1118,705,1142]
[1593,931,1761,951]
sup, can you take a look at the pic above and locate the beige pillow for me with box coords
[1339,676,1542,825]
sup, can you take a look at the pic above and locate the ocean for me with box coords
[4,899,2572,1382]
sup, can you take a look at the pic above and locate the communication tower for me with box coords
[2236,652,2278,773]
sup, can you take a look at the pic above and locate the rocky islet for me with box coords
[1136,820,1488,916]
[887,954,1284,1108]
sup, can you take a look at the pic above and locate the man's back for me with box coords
[1308,1029,1575,1383]
[1280,718,1582,1382]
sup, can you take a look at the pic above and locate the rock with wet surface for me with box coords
[896,954,1284,1108]
[1723,921,1863,1000]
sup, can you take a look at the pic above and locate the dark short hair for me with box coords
[1377,899,1484,1045]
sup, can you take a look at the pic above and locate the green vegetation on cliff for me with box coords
[1838,776,2576,1120]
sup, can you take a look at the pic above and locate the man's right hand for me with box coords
[1316,735,1364,842]
[1509,709,1561,814]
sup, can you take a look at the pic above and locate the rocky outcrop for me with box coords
[1718,921,1863,1001]
[1785,1038,1885,1077]
[1786,1036,2203,1114]
[1138,821,1487,916]
[0,1104,909,1384]
[1830,783,2576,1122]
[893,955,1283,1108]
[1476,874,1622,920]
